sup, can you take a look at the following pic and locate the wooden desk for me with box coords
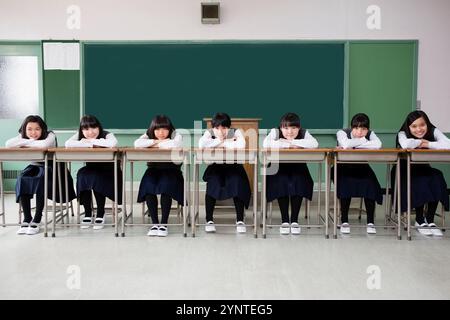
[332,148,403,240]
[0,148,48,228]
[48,147,120,237]
[192,148,258,237]
[120,148,190,237]
[406,149,450,240]
[261,148,331,238]
[203,118,260,192]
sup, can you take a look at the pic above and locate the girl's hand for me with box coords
[419,139,429,149]
[289,145,303,149]
[150,139,164,148]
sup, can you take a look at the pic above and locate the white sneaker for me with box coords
[17,224,29,235]
[157,225,168,237]
[147,226,159,236]
[428,223,444,237]
[415,222,432,236]
[280,222,291,235]
[81,217,92,229]
[290,222,301,235]
[205,221,216,233]
[367,223,377,234]
[236,221,246,234]
[26,223,40,235]
[340,223,350,234]
[280,222,290,235]
[93,217,105,230]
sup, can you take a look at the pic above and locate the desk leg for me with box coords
[253,156,258,238]
[68,163,75,218]
[397,158,402,240]
[64,163,69,225]
[52,155,57,237]
[56,161,64,224]
[186,159,191,230]
[318,162,322,226]
[333,156,337,239]
[43,155,48,236]
[196,162,200,236]
[325,157,329,239]
[262,156,267,239]
[114,154,118,237]
[183,155,188,237]
[407,154,411,241]
[130,161,134,224]
[384,164,390,228]
[192,161,197,237]
[0,162,4,227]
[121,154,127,237]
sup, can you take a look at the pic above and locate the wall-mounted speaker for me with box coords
[201,2,220,24]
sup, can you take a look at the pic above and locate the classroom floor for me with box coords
[1,193,450,300]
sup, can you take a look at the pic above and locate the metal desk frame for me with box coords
[332,149,402,240]
[48,148,120,237]
[0,148,48,229]
[406,149,450,240]
[120,148,190,237]
[261,148,331,239]
[191,148,258,238]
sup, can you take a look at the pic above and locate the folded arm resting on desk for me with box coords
[65,133,118,148]
[5,132,56,148]
[337,130,382,149]
[134,132,183,148]
[263,128,318,149]
[198,129,246,149]
[398,129,450,149]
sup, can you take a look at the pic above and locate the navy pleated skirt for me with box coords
[137,165,184,204]
[391,160,449,212]
[332,164,383,204]
[76,163,122,204]
[203,164,251,208]
[266,163,313,202]
[15,163,76,203]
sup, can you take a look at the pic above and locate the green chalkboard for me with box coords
[44,70,80,129]
[83,42,345,129]
[348,41,417,130]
